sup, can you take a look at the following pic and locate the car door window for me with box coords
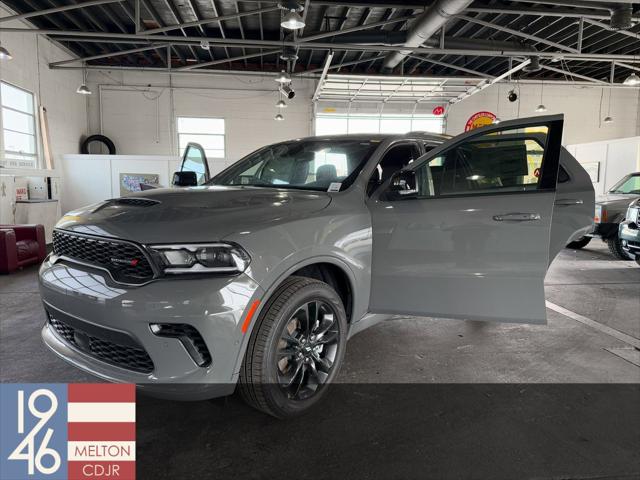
[414,128,549,197]
[368,142,421,196]
[181,144,209,185]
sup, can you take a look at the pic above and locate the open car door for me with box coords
[367,115,564,324]
[177,142,210,186]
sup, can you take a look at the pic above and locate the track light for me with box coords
[76,84,92,95]
[274,113,284,121]
[623,73,640,86]
[0,42,12,61]
[275,70,292,83]
[200,40,210,50]
[279,84,295,99]
[603,116,614,124]
[276,99,287,108]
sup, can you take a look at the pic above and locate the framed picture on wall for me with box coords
[119,173,160,196]
[581,162,600,183]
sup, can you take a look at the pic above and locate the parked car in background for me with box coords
[620,198,640,266]
[567,172,640,259]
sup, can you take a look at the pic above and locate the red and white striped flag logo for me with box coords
[67,384,136,480]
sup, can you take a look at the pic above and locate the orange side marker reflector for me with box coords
[241,300,260,334]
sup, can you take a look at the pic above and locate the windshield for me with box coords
[609,174,640,194]
[209,139,379,192]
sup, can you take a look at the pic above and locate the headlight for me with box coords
[149,243,250,274]
[594,205,607,223]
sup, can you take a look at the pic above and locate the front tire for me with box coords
[239,276,347,418]
[607,235,633,260]
[566,237,591,249]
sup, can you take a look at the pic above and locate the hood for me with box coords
[56,186,332,244]
[596,192,640,207]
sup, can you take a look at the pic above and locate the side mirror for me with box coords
[386,170,418,200]
[172,171,198,187]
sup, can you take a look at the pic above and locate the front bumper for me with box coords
[39,257,263,400]
[619,221,640,258]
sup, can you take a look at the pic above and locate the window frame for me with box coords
[1,80,40,169]
[176,115,226,160]
[374,116,564,202]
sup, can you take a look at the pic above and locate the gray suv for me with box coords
[39,115,594,417]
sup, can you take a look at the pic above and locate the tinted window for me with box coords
[211,139,378,192]
[415,127,549,197]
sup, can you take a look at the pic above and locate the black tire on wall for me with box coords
[566,237,591,249]
[81,134,116,155]
[607,235,633,260]
[239,276,348,418]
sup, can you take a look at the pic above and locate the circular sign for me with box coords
[464,111,497,132]
[432,105,445,116]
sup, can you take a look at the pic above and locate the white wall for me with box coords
[567,137,640,195]
[446,82,640,144]
[85,70,315,174]
[0,4,87,174]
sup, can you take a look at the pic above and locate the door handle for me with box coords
[555,198,584,206]
[493,213,541,222]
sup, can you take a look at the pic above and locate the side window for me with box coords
[181,144,208,185]
[415,127,549,197]
[368,142,421,195]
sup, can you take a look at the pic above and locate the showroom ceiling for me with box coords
[0,0,639,83]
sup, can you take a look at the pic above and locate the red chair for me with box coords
[0,224,47,274]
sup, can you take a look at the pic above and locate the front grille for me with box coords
[52,230,154,284]
[48,315,154,374]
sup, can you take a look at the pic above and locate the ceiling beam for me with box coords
[177,49,282,71]
[457,14,580,53]
[450,58,531,104]
[0,0,124,23]
[50,44,170,66]
[1,27,634,63]
[582,18,640,40]
[143,6,278,35]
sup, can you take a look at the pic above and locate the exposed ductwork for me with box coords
[381,0,474,72]
[330,31,536,54]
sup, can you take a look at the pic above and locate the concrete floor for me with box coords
[1,241,639,478]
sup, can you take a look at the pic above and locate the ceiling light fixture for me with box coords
[76,84,92,95]
[275,70,292,83]
[535,81,547,112]
[200,40,210,50]
[276,99,287,108]
[623,72,640,86]
[279,1,305,30]
[0,42,13,61]
[274,113,284,121]
[76,65,92,95]
[603,116,614,124]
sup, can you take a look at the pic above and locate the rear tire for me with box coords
[566,237,591,249]
[239,276,347,418]
[607,235,633,260]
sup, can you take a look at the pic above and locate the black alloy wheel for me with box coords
[276,300,340,401]
[239,276,347,418]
